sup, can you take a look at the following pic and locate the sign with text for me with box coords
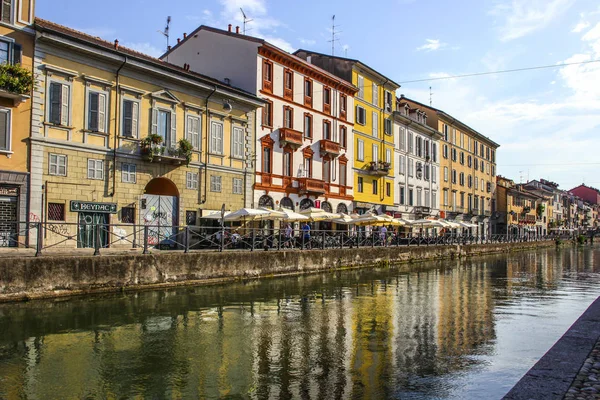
[70,201,117,214]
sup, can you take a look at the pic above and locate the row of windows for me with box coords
[442,145,496,175]
[398,127,437,162]
[356,140,392,164]
[355,106,393,135]
[356,75,393,111]
[441,123,495,162]
[443,166,493,192]
[442,190,490,211]
[46,81,245,157]
[262,59,348,117]
[398,155,437,183]
[398,187,437,208]
[47,153,243,192]
[356,178,392,197]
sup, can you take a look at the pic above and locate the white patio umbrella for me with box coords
[257,207,287,220]
[438,219,461,228]
[331,213,357,225]
[276,208,309,222]
[201,211,231,220]
[353,214,388,226]
[409,219,445,227]
[223,208,272,221]
[299,207,340,222]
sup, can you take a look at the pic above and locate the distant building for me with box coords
[568,184,600,206]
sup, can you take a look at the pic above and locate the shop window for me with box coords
[121,207,135,224]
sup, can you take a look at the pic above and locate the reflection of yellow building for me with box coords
[30,20,263,248]
[0,0,35,246]
[294,50,400,214]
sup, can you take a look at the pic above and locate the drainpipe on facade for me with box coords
[201,86,218,204]
[111,55,128,197]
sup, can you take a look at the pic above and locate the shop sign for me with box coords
[0,187,18,196]
[70,201,117,214]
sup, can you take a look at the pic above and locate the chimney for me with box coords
[114,39,119,49]
[177,38,181,44]
[228,24,232,32]
[168,45,172,51]
[236,26,240,34]
[183,32,187,39]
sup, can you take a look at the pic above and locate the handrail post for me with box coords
[278,229,281,251]
[35,222,42,257]
[143,225,149,254]
[93,223,101,256]
[184,226,189,253]
[322,230,325,250]
[251,228,255,252]
[371,230,375,248]
[220,227,224,253]
[132,223,137,249]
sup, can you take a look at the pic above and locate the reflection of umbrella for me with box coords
[224,208,272,221]
[299,207,340,221]
[276,208,309,222]
[201,211,231,220]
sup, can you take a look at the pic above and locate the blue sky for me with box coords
[37,0,600,190]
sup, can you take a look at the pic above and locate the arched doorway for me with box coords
[281,197,294,210]
[321,201,333,213]
[258,195,274,209]
[336,203,348,214]
[142,177,180,246]
[300,198,314,210]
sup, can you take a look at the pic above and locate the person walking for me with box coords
[302,222,311,249]
[380,225,388,247]
[284,223,293,248]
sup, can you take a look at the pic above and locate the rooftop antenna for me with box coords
[158,16,171,60]
[429,86,433,106]
[328,15,341,56]
[240,8,253,34]
[519,170,524,184]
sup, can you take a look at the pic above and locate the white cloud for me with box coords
[264,36,294,53]
[122,42,164,58]
[490,0,575,41]
[416,39,445,52]
[299,38,316,46]
[572,21,590,33]
[75,27,117,39]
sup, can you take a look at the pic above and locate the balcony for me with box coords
[366,161,391,176]
[319,139,341,157]
[279,128,303,149]
[414,206,431,216]
[140,137,191,166]
[323,102,331,115]
[298,178,326,195]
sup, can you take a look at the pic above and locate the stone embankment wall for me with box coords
[0,241,555,302]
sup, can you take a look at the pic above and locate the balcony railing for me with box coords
[141,145,187,165]
[319,139,341,157]
[298,178,326,195]
[323,102,331,115]
[366,161,391,176]
[279,128,303,149]
[414,206,431,216]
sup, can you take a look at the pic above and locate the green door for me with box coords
[78,213,108,248]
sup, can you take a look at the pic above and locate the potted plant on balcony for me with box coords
[140,134,164,161]
[379,161,391,170]
[0,63,34,95]
[177,138,194,165]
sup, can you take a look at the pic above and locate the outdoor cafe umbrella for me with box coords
[331,213,357,225]
[299,207,340,222]
[409,219,445,227]
[201,211,231,220]
[275,208,309,222]
[223,208,272,222]
[353,214,391,226]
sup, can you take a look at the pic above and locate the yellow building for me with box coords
[0,0,35,247]
[30,19,263,248]
[402,97,500,236]
[495,176,543,237]
[293,50,400,214]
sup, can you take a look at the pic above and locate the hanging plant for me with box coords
[177,138,194,165]
[140,135,164,161]
[0,64,34,95]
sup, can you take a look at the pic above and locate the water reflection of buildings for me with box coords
[2,248,599,399]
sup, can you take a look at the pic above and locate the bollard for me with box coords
[93,224,101,256]
[143,226,149,254]
[184,226,189,253]
[35,222,43,257]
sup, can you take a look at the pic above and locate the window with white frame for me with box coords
[432,166,436,183]
[121,163,136,183]
[384,118,392,135]
[0,108,11,152]
[87,91,107,132]
[232,126,244,158]
[399,127,406,150]
[152,108,174,145]
[399,186,405,204]
[357,75,364,99]
[475,176,479,189]
[187,172,199,190]
[416,188,422,206]
[122,99,139,138]
[210,175,222,192]
[186,115,201,150]
[210,121,224,154]
[49,81,70,126]
[399,155,405,175]
[372,111,378,136]
[87,159,104,180]
[372,144,378,163]
[0,0,12,24]
[444,166,448,182]
[408,132,413,153]
[432,191,437,209]
[49,154,67,176]
[443,189,448,206]
[233,178,243,194]
[425,189,430,207]
[409,159,414,177]
[356,106,366,125]
[372,82,378,106]
[386,148,391,164]
[0,39,11,65]
[432,143,437,162]
[357,139,364,161]
[384,91,392,111]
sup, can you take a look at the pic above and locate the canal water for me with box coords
[1,246,600,399]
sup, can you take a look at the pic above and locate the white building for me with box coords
[393,100,442,220]
[163,25,357,214]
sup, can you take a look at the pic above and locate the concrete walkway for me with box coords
[504,296,600,400]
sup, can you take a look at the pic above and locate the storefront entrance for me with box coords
[142,178,179,247]
[78,212,108,248]
[0,188,19,247]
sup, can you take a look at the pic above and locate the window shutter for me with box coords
[132,102,139,138]
[372,111,378,136]
[170,111,177,147]
[49,83,61,124]
[123,101,132,137]
[151,107,158,135]
[88,93,98,131]
[12,44,21,65]
[0,110,7,150]
[98,93,106,132]
[61,84,69,126]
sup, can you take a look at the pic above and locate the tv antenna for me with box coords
[240,8,253,34]
[328,15,341,56]
[429,86,433,106]
[158,16,171,60]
